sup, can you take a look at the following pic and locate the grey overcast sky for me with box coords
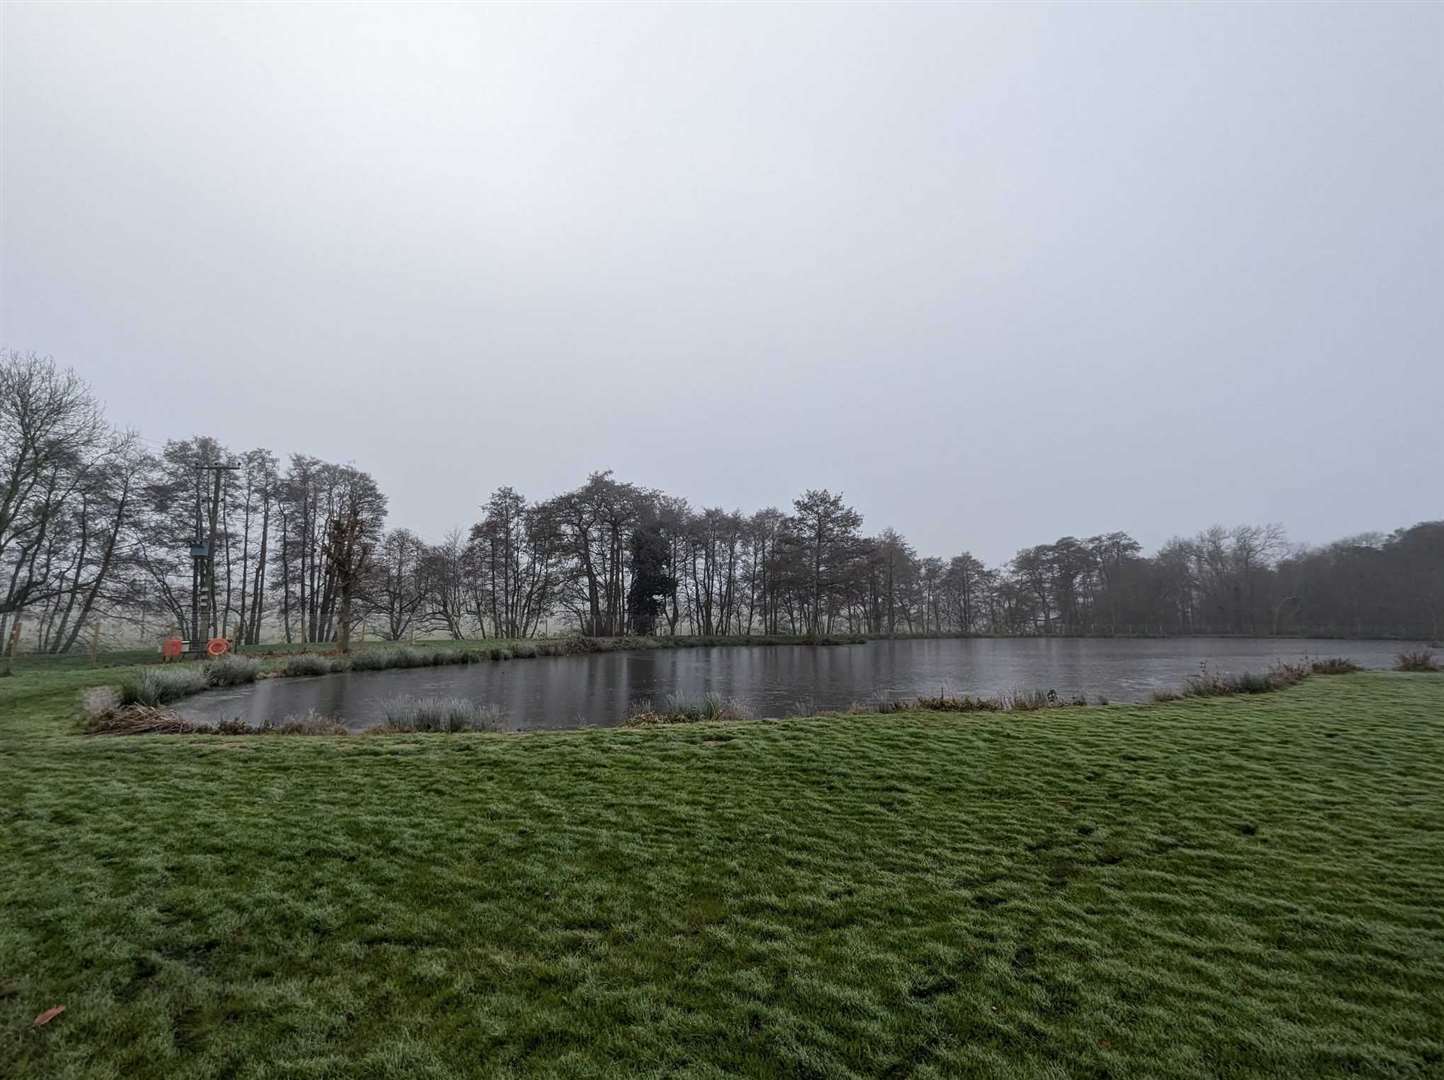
[2,2,1440,564]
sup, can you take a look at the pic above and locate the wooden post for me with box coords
[2,617,21,677]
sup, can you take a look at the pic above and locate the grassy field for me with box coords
[2,667,1442,1078]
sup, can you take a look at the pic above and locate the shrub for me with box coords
[116,666,209,706]
[1310,657,1361,675]
[511,642,538,659]
[205,654,260,687]
[1395,650,1440,672]
[372,695,503,733]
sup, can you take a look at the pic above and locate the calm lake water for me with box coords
[174,637,1422,732]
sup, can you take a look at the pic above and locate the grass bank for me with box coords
[6,633,870,713]
[2,670,1442,1078]
[3,632,866,675]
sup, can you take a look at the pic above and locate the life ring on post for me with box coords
[206,637,231,657]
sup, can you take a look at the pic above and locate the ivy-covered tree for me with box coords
[626,521,674,637]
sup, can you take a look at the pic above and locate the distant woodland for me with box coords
[3,351,1440,653]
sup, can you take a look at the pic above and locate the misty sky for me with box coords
[2,2,1440,564]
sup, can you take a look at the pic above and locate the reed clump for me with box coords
[283,653,345,677]
[205,654,261,687]
[116,666,209,707]
[1151,661,1310,702]
[848,688,1086,715]
[370,695,503,733]
[626,693,753,726]
[1395,650,1440,672]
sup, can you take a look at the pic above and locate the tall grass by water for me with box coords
[1395,650,1440,672]
[282,653,346,677]
[115,666,209,706]
[835,687,1091,716]
[114,655,259,706]
[1150,661,1310,702]
[373,695,503,732]
[204,654,260,687]
[626,693,753,726]
[309,634,863,675]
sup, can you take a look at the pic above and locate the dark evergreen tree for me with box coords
[626,523,675,637]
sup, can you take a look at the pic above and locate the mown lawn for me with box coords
[2,670,1442,1078]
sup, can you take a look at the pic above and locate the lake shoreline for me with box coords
[166,636,1435,733]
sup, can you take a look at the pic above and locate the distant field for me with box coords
[2,669,1441,1078]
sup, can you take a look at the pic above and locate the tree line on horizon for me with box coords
[2,351,1440,655]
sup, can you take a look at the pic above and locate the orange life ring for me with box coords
[206,637,231,657]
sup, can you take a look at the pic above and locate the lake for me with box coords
[172,636,1422,732]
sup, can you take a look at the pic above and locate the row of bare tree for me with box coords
[3,351,1440,654]
[0,353,387,654]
